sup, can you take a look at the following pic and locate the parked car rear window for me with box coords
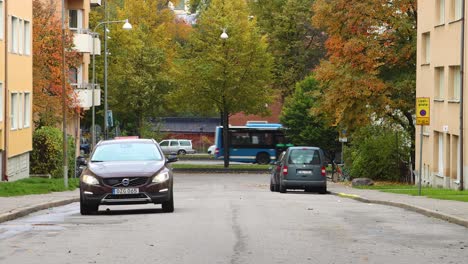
[288,149,321,165]
[92,143,163,162]
[179,141,191,146]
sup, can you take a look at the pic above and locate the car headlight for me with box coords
[82,175,99,185]
[152,171,169,183]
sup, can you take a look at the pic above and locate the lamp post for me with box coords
[220,29,229,168]
[91,19,132,149]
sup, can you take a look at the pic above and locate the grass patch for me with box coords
[0,177,79,197]
[356,183,468,202]
[172,164,270,170]
[176,154,214,160]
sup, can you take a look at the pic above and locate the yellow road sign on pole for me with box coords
[416,97,430,126]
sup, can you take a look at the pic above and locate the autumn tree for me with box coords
[33,0,80,128]
[312,0,417,164]
[170,0,274,167]
[88,0,191,136]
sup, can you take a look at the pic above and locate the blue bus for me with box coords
[213,123,290,164]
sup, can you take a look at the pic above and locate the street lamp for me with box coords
[220,29,229,168]
[91,19,132,150]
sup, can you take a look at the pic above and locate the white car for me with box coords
[159,139,196,155]
[207,145,216,155]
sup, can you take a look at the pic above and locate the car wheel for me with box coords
[162,189,174,213]
[256,152,270,164]
[318,187,327,194]
[270,179,274,192]
[80,193,98,215]
[177,150,187,155]
[279,182,286,193]
[274,184,279,192]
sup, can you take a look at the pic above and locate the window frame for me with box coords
[422,32,431,64]
[10,92,19,130]
[434,67,445,100]
[437,0,446,25]
[11,16,19,54]
[23,92,31,128]
[24,20,31,56]
[0,0,4,40]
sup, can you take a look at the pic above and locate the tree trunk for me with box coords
[223,110,230,168]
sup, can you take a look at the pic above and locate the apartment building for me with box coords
[0,0,33,181]
[417,0,467,190]
[59,0,101,155]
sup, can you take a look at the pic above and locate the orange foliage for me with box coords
[33,0,81,127]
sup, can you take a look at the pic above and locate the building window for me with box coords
[437,0,446,25]
[451,0,463,21]
[11,16,19,53]
[434,132,444,176]
[449,66,461,100]
[69,10,83,30]
[422,32,430,64]
[18,19,23,55]
[434,67,445,99]
[11,93,19,130]
[0,0,4,39]
[69,67,78,84]
[24,93,30,128]
[24,20,31,55]
[451,135,459,180]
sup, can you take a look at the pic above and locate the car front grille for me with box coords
[103,177,149,187]
[104,193,149,200]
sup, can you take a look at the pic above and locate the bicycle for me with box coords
[335,165,351,182]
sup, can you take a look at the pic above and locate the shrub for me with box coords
[344,125,410,181]
[30,126,75,178]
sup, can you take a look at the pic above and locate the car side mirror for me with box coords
[167,154,178,163]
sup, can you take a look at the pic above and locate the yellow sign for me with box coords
[416,97,430,126]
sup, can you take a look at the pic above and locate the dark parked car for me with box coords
[79,138,178,215]
[270,146,327,194]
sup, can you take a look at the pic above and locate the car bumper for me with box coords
[80,181,172,205]
[282,179,326,188]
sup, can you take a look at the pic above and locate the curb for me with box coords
[330,191,468,228]
[0,198,79,224]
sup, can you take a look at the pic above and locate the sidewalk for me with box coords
[0,183,467,228]
[0,189,79,224]
[328,182,468,228]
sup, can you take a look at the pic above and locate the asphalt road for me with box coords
[0,173,467,264]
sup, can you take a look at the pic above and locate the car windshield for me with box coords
[91,142,163,162]
[288,149,320,165]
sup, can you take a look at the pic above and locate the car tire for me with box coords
[162,189,174,213]
[279,182,286,193]
[177,150,186,155]
[318,187,327,194]
[80,193,98,215]
[270,180,274,192]
[274,184,280,192]
[256,152,270,165]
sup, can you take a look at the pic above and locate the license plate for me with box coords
[297,170,312,175]
[112,188,139,195]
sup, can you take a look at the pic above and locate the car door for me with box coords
[159,140,170,154]
[169,140,179,153]
[286,148,322,181]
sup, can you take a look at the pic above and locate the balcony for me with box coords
[72,83,101,109]
[91,0,102,7]
[72,29,101,55]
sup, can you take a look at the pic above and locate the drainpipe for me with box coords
[460,0,465,191]
[2,0,8,181]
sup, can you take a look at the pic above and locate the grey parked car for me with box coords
[159,139,196,155]
[270,147,327,194]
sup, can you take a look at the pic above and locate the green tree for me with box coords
[170,0,274,167]
[280,76,339,160]
[88,0,189,136]
[344,125,411,181]
[249,0,326,98]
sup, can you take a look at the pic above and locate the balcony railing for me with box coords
[91,0,102,7]
[72,83,101,109]
[72,29,101,55]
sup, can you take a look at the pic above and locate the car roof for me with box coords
[288,146,321,150]
[97,139,156,145]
